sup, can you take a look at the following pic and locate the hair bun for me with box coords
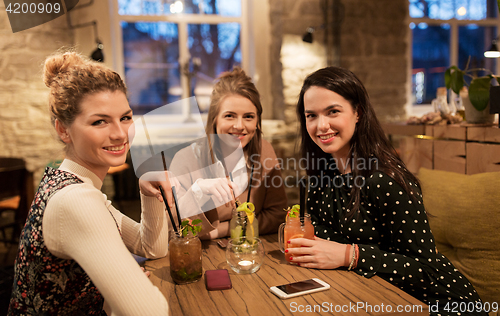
[219,66,245,80]
[43,52,86,87]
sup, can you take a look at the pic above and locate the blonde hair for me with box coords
[205,67,262,164]
[43,51,127,129]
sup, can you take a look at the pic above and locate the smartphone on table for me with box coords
[270,278,330,299]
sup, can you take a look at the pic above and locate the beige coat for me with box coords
[169,139,287,237]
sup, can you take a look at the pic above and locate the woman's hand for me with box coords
[197,178,238,208]
[139,171,180,208]
[286,236,350,270]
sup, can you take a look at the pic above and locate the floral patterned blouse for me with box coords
[308,161,486,316]
[8,167,106,315]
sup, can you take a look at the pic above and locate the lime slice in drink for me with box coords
[237,202,255,224]
[231,225,243,241]
[286,204,300,219]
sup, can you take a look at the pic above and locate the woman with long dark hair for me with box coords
[287,66,485,315]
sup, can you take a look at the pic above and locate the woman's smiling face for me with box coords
[304,86,359,162]
[215,94,258,149]
[62,90,133,179]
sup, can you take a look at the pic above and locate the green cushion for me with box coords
[418,168,500,307]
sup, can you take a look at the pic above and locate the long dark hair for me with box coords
[296,66,419,218]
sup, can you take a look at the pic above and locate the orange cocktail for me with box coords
[278,206,314,262]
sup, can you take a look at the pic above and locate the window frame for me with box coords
[407,3,500,114]
[109,0,250,122]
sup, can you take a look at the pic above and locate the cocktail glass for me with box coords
[169,232,202,284]
[278,213,314,262]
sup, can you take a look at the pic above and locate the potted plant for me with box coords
[445,59,497,124]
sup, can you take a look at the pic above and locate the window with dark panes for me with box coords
[117,0,244,116]
[409,0,499,105]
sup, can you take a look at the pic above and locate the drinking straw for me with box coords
[159,151,179,234]
[299,180,306,219]
[159,185,179,235]
[246,164,254,203]
[161,151,168,171]
[228,172,238,206]
[171,186,182,233]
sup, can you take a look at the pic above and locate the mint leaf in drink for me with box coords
[180,219,203,237]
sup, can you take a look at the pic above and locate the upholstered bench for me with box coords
[418,168,500,315]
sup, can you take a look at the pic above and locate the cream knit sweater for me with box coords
[43,159,169,315]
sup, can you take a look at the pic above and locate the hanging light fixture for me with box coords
[302,27,315,43]
[484,39,500,58]
[66,0,104,62]
[91,40,104,62]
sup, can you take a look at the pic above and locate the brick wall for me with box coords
[0,5,74,183]
[340,0,408,122]
[270,0,408,126]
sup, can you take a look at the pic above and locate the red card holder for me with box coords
[205,269,232,291]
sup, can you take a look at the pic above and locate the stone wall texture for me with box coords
[270,0,408,125]
[0,4,74,183]
[340,0,408,122]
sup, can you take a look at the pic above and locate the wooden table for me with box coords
[143,234,429,315]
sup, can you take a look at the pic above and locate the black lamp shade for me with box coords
[484,42,500,58]
[91,43,104,62]
[302,31,313,43]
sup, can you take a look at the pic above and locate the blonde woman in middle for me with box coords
[169,67,287,239]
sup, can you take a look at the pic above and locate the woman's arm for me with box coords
[109,192,169,258]
[44,184,169,315]
[351,172,438,286]
[292,172,441,291]
[287,237,352,269]
[169,147,225,237]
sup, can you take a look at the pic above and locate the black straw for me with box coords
[171,186,182,232]
[246,164,254,203]
[159,186,179,235]
[299,180,306,219]
[228,172,239,208]
[160,151,179,234]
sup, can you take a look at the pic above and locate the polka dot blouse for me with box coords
[308,166,486,316]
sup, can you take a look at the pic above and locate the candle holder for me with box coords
[225,237,264,274]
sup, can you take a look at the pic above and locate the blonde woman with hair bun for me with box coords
[8,51,171,315]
